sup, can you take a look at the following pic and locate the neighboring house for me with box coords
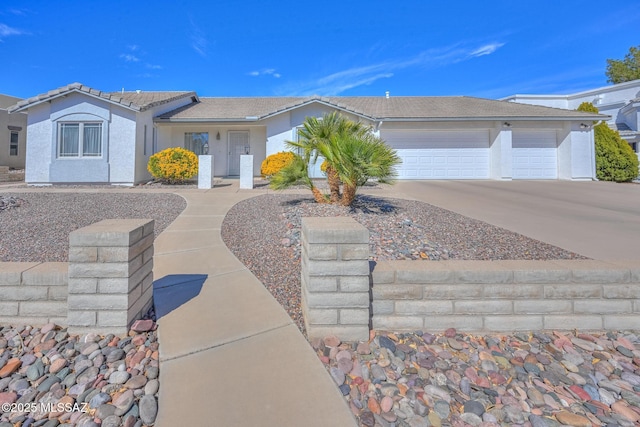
[0,94,27,169]
[10,83,605,185]
[9,83,198,185]
[501,79,640,157]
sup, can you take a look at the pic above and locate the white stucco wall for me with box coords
[489,124,512,180]
[24,103,52,183]
[109,106,137,184]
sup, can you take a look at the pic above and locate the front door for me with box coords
[228,131,249,176]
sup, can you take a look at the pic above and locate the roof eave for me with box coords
[380,114,610,122]
[154,117,261,123]
[258,98,377,122]
[8,89,142,114]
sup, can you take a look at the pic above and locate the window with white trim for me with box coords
[9,132,18,156]
[58,122,102,158]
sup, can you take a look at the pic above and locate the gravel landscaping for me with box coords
[221,193,587,334]
[222,193,640,427]
[0,192,186,262]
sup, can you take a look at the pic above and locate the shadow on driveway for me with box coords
[152,274,207,319]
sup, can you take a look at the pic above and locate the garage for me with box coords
[512,130,558,179]
[382,130,490,179]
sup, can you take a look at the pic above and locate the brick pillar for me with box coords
[67,219,154,335]
[301,217,370,341]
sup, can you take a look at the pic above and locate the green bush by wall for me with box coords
[577,102,638,182]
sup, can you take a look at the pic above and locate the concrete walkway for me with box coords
[153,182,357,427]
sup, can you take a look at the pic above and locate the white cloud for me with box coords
[189,21,209,58]
[278,41,506,95]
[248,68,281,78]
[120,53,140,62]
[469,43,505,58]
[0,23,27,40]
[146,63,163,70]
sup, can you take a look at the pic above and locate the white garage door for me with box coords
[382,130,490,179]
[512,130,558,179]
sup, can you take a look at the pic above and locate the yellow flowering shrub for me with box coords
[320,159,328,173]
[148,147,198,184]
[261,151,296,177]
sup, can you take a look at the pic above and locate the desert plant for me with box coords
[269,154,327,203]
[261,151,296,178]
[292,112,370,203]
[577,102,639,182]
[147,147,198,184]
[272,112,401,206]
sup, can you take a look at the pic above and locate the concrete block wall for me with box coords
[301,217,370,341]
[0,166,8,182]
[67,219,155,335]
[0,262,68,325]
[300,218,640,339]
[372,259,640,333]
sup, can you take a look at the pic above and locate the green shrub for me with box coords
[261,151,295,177]
[594,123,639,182]
[577,102,638,182]
[148,147,198,184]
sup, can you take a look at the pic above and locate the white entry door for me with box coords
[228,131,249,176]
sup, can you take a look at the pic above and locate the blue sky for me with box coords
[1,1,639,100]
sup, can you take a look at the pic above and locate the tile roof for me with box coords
[0,94,22,110]
[8,83,196,113]
[157,95,607,122]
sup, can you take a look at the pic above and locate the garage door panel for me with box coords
[384,131,489,180]
[512,130,557,179]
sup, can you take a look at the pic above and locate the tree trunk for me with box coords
[311,186,327,204]
[326,166,341,204]
[341,183,357,206]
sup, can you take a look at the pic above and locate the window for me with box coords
[185,132,209,155]
[9,132,18,156]
[59,122,102,157]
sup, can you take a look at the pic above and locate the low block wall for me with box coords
[0,219,155,335]
[300,217,640,340]
[372,259,640,332]
[0,166,9,182]
[0,262,68,325]
[301,217,371,341]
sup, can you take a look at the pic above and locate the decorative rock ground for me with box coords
[314,329,640,427]
[0,320,159,426]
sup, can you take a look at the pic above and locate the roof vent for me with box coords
[385,91,390,99]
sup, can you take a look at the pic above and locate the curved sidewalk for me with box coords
[153,182,356,426]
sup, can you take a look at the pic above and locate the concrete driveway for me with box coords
[388,180,640,261]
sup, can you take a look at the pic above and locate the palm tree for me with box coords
[317,131,400,206]
[271,112,401,206]
[269,154,327,203]
[290,112,369,203]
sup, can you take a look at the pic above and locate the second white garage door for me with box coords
[382,130,490,179]
[512,130,558,179]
